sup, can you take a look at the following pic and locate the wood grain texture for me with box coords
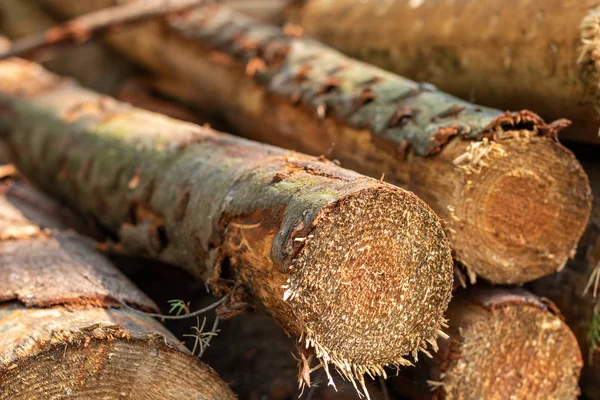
[530,160,600,400]
[392,287,582,400]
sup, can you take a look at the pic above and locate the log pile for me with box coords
[34,0,592,285]
[0,1,597,399]
[0,175,235,398]
[0,58,454,392]
[285,0,600,146]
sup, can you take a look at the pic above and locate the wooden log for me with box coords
[0,179,235,399]
[285,0,600,145]
[43,1,592,285]
[103,257,395,399]
[0,59,453,390]
[0,0,217,125]
[197,299,390,399]
[530,160,600,400]
[0,0,134,95]
[390,287,582,400]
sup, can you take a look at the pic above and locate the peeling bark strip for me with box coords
[531,161,600,400]
[0,180,235,399]
[0,60,453,391]
[45,2,592,284]
[390,287,582,400]
[286,0,600,145]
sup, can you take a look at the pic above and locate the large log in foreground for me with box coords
[0,180,235,399]
[391,287,582,400]
[44,1,593,284]
[286,0,600,145]
[0,59,453,390]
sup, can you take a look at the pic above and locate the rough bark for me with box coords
[0,179,235,399]
[286,0,600,146]
[530,160,600,400]
[0,59,453,390]
[390,287,582,400]
[43,1,592,285]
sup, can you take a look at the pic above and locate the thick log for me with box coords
[0,59,453,389]
[105,257,395,399]
[530,160,600,400]
[391,287,582,400]
[0,179,235,399]
[285,0,600,145]
[42,1,593,284]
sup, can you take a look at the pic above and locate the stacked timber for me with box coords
[285,0,600,145]
[0,176,235,399]
[40,1,592,285]
[531,159,600,400]
[0,2,596,399]
[0,58,454,392]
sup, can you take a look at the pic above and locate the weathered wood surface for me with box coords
[0,58,453,389]
[287,0,600,145]
[0,179,235,399]
[43,1,592,285]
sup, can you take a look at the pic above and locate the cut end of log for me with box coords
[286,186,453,386]
[0,306,234,400]
[579,6,600,114]
[451,132,592,284]
[441,290,582,400]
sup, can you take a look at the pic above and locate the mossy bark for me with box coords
[286,0,600,146]
[43,1,592,285]
[0,178,235,399]
[0,59,453,389]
